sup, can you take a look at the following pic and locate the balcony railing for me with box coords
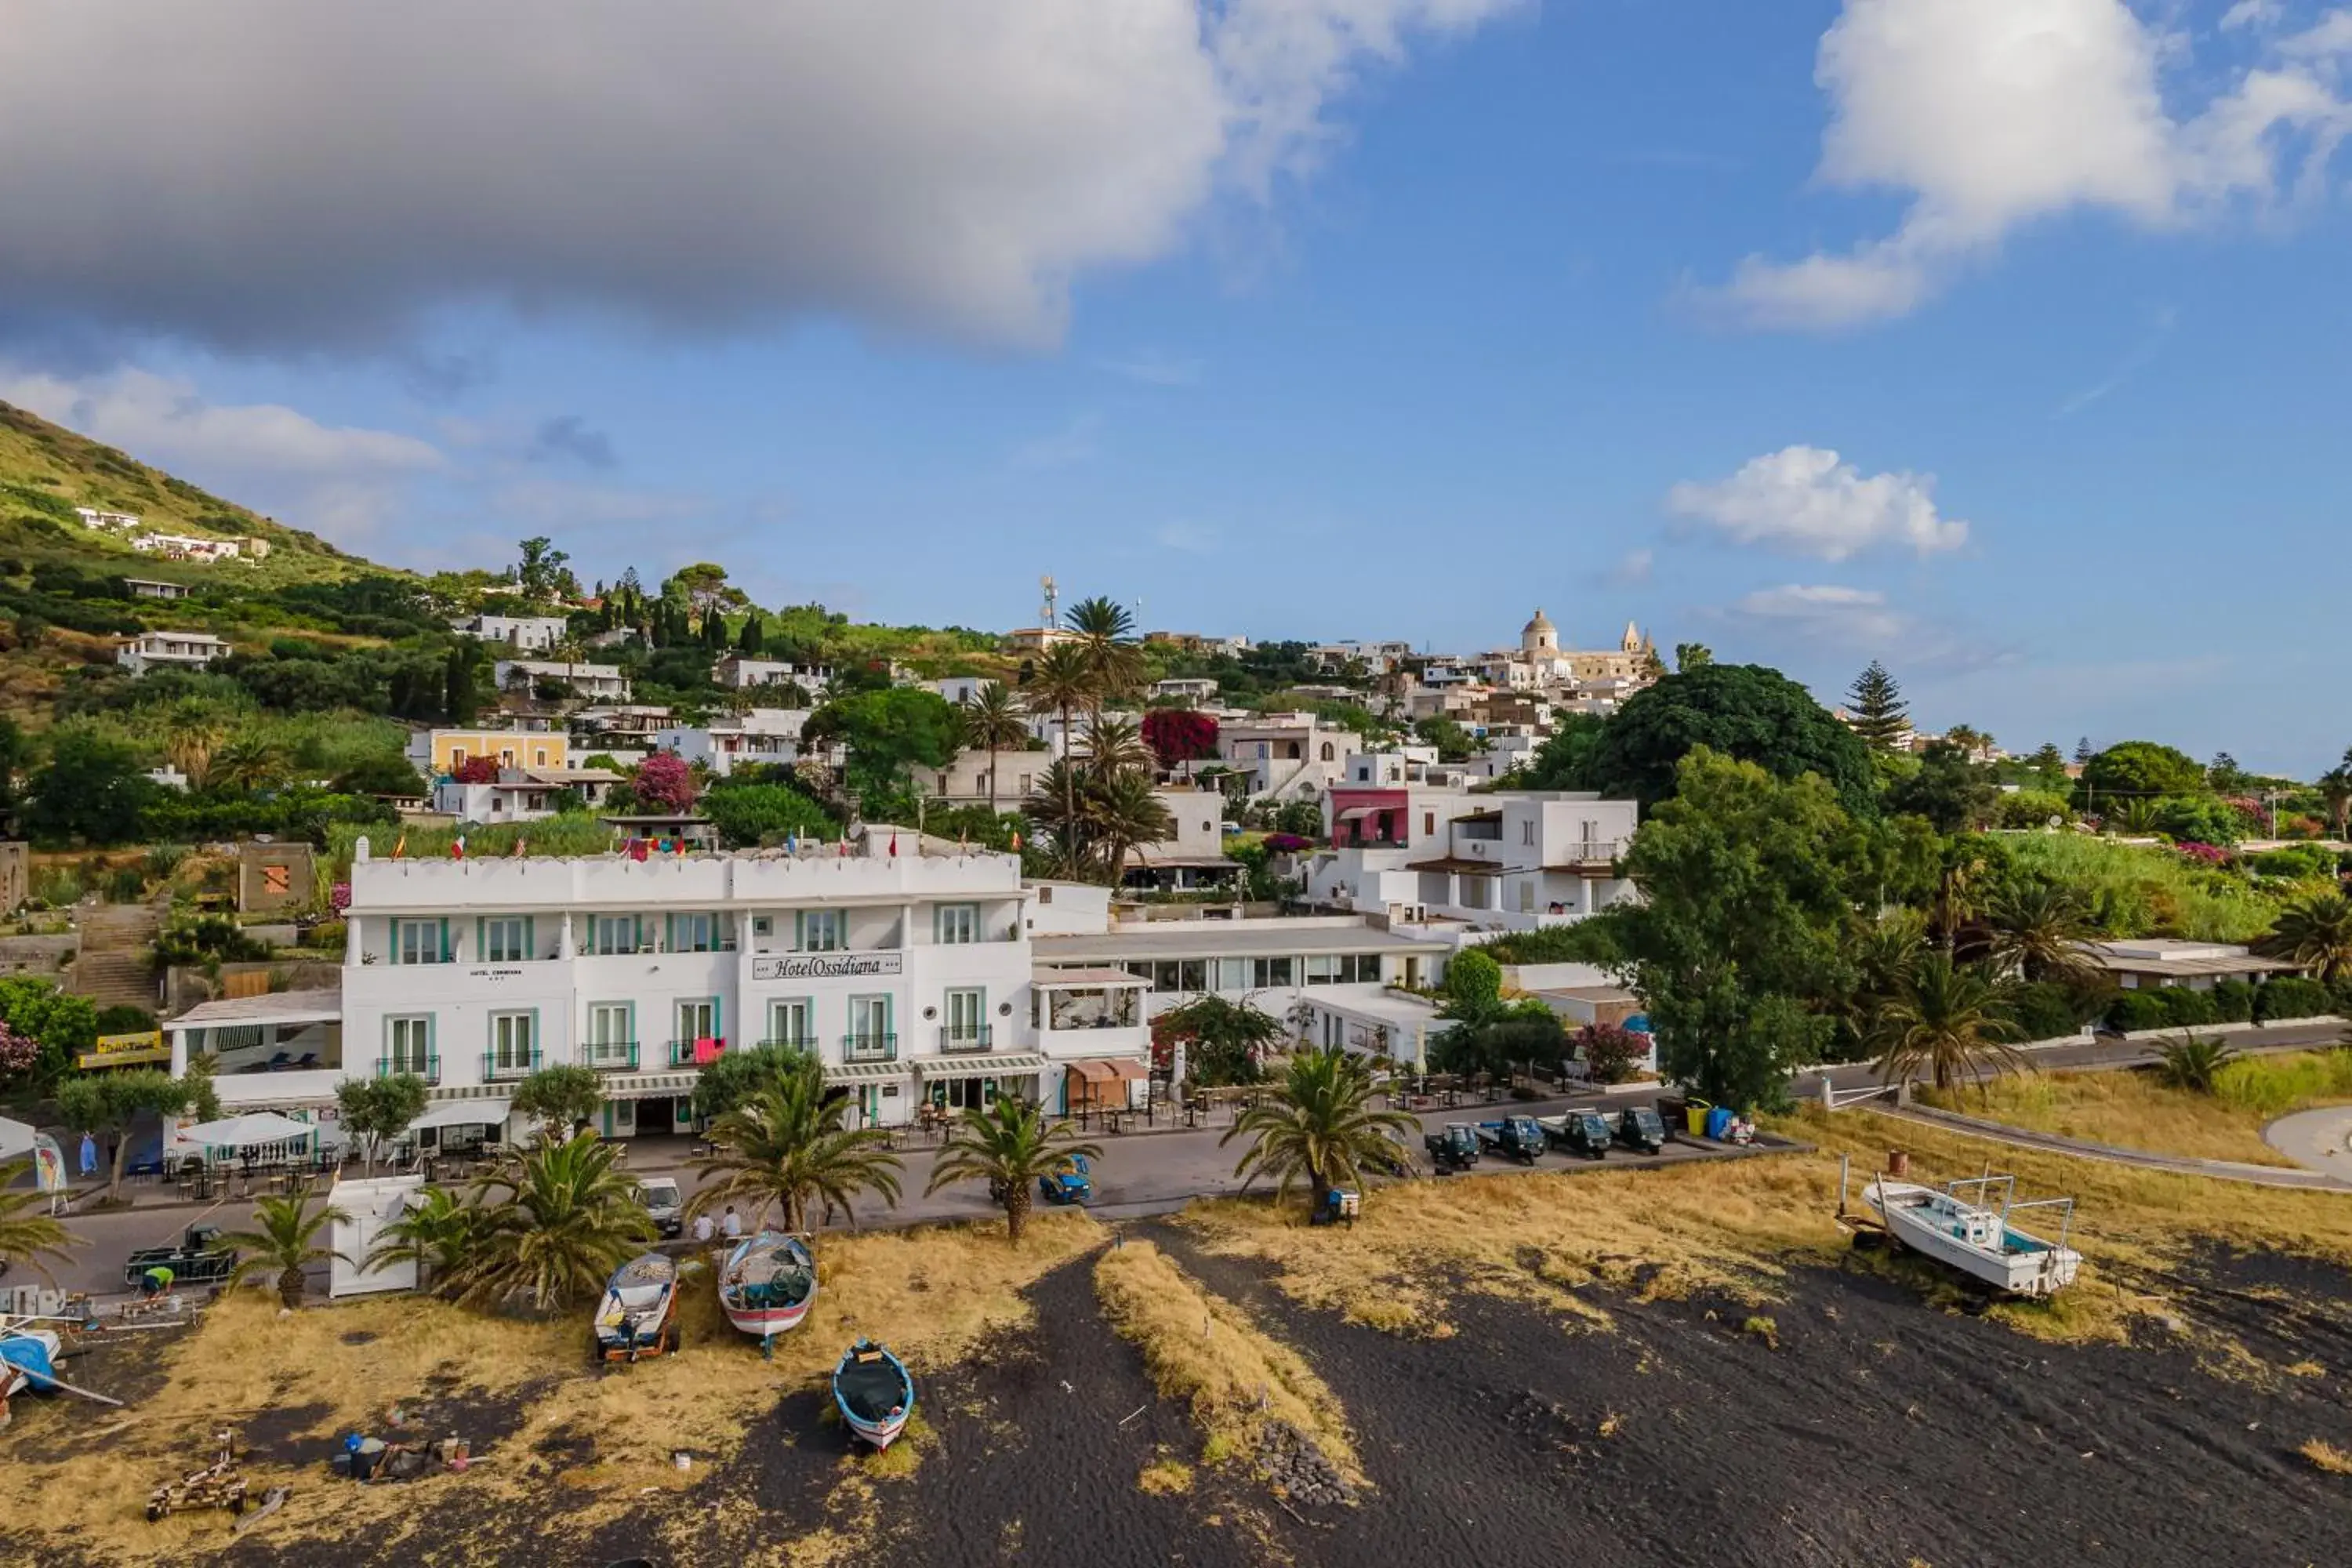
[1552,840,1624,866]
[841,1033,898,1064]
[758,1036,818,1052]
[482,1049,542,1081]
[583,1041,641,1072]
[938,1025,993,1054]
[667,1038,728,1068]
[378,1054,440,1086]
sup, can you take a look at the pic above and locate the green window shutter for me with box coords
[474,917,485,961]
[439,918,451,963]
[524,916,535,959]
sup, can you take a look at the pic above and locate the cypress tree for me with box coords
[1843,660,1908,753]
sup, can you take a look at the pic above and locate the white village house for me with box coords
[452,612,572,652]
[117,630,231,675]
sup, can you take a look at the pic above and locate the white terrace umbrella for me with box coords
[180,1112,318,1150]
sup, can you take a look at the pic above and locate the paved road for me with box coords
[20,1085,1718,1300]
[2263,1105,2352,1175]
[20,1020,2343,1301]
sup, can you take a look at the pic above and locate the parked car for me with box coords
[636,1178,684,1238]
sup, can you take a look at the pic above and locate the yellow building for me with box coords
[422,728,569,775]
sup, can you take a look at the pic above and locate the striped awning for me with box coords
[825,1059,912,1083]
[910,1052,1051,1082]
[597,1071,701,1102]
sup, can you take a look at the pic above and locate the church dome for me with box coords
[1522,608,1559,655]
[1523,608,1555,637]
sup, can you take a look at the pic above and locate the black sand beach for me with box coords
[23,1226,2336,1568]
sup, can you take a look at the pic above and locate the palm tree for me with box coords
[452,1135,654,1313]
[688,1062,904,1232]
[0,1156,78,1282]
[1023,758,1089,872]
[1871,952,2027,1094]
[2153,1032,2238,1094]
[1022,644,1098,874]
[960,681,1029,817]
[361,1185,482,1296]
[1081,715,1155,780]
[162,702,230,789]
[1845,909,1926,1044]
[2321,764,2352,840]
[2108,798,2163,837]
[1064,595,1142,733]
[1983,883,2100,984]
[210,732,286,793]
[219,1193,352,1310]
[1082,768,1177,882]
[2267,891,2352,982]
[1222,1047,1417,1214]
[925,1096,1101,1244]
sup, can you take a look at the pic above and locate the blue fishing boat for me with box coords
[832,1338,914,1450]
[593,1253,680,1363]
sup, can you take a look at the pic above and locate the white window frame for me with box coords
[797,910,844,952]
[585,1003,633,1065]
[935,903,980,945]
[768,997,815,1048]
[489,1011,535,1073]
[386,1015,434,1074]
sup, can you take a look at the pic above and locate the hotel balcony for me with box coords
[667,1039,728,1069]
[937,1025,993,1055]
[377,1054,440,1087]
[481,1049,543,1081]
[582,1041,641,1073]
[841,1033,899,1064]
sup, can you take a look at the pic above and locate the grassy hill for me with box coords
[0,398,376,590]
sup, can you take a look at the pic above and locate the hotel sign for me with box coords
[753,953,904,982]
[78,1030,169,1069]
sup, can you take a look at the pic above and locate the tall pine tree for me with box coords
[1843,661,1908,752]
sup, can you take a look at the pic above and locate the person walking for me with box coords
[78,1131,98,1181]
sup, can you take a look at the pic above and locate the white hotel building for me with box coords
[168,832,1152,1142]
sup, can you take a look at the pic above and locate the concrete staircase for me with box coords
[68,902,163,1012]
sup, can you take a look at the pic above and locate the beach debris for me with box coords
[1118,1405,1149,1428]
[340,1432,472,1482]
[147,1428,248,1523]
[232,1486,291,1536]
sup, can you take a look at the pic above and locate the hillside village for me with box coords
[3,395,2350,1152]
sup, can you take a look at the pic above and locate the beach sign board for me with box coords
[77,1030,169,1070]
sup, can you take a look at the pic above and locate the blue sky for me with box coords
[3,1,2348,773]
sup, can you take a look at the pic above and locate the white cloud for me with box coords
[1606,546,1654,586]
[1726,584,1910,648]
[1666,445,1969,561]
[0,366,441,474]
[2220,1,2284,31]
[1703,0,2352,328]
[0,1,1520,355]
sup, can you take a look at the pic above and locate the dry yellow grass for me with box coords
[0,1211,1098,1565]
[1138,1456,1196,1494]
[1094,1240,1362,1489]
[2302,1438,2352,1475]
[1919,1055,2352,1168]
[1181,1106,2352,1353]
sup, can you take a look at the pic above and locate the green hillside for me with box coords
[0,398,374,589]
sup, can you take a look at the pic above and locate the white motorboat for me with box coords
[1862,1173,2082,1298]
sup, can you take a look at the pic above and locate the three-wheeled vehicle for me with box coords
[1038,1153,1094,1206]
[1475,1116,1547,1166]
[1541,1109,1614,1160]
[1424,1123,1481,1174]
[1616,1105,1668,1155]
[124,1225,238,1290]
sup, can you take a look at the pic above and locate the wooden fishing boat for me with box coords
[593,1253,680,1362]
[717,1232,818,1346]
[1863,1173,2082,1298]
[832,1338,913,1450]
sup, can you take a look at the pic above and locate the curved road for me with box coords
[2263,1105,2352,1176]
